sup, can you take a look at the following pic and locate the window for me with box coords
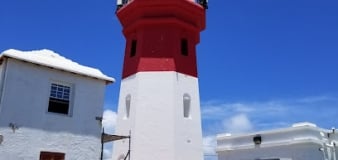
[181,38,188,56]
[40,151,65,160]
[183,94,191,118]
[125,95,131,119]
[130,40,137,57]
[48,83,71,115]
[253,135,262,145]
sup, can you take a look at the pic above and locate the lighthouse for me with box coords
[112,0,207,160]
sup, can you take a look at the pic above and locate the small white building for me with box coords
[0,49,114,159]
[217,122,338,160]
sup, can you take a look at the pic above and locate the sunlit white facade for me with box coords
[0,49,114,159]
[112,0,207,159]
[217,122,338,160]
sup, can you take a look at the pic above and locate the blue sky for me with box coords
[1,0,338,159]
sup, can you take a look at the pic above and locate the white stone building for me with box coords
[0,49,114,160]
[216,122,338,160]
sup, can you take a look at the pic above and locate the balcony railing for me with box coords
[116,0,208,11]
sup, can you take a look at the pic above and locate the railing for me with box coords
[116,0,208,11]
[197,0,208,9]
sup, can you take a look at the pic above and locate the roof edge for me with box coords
[0,49,115,84]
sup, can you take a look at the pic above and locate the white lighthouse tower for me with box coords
[112,0,207,160]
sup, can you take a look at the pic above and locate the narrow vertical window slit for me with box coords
[181,38,188,56]
[125,95,131,119]
[183,94,191,118]
[130,40,137,57]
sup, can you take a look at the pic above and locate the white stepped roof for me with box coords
[1,49,115,83]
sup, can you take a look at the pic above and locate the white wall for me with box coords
[112,71,203,160]
[217,125,338,160]
[0,58,107,160]
[217,143,324,160]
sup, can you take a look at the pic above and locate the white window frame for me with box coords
[47,81,73,116]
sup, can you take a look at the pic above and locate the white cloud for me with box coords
[296,95,336,103]
[103,147,113,160]
[223,113,253,133]
[203,135,218,160]
[102,109,117,160]
[201,100,288,121]
[201,100,290,136]
[201,102,253,120]
[102,109,117,134]
[200,95,338,159]
[203,135,217,155]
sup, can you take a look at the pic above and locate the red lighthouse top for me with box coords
[116,0,207,78]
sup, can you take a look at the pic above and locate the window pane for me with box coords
[57,92,63,98]
[48,98,69,114]
[48,83,71,115]
[64,88,70,93]
[50,93,56,97]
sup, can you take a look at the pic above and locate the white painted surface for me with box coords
[112,72,203,160]
[217,123,338,160]
[0,128,100,160]
[1,49,114,83]
[0,58,109,159]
